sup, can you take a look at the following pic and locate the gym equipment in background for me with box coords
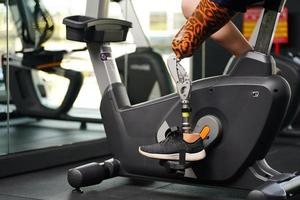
[1,0,97,126]
[116,47,173,104]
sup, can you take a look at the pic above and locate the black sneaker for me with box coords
[138,130,206,161]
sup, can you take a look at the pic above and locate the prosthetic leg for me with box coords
[159,55,221,175]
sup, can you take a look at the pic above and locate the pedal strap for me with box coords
[179,150,186,166]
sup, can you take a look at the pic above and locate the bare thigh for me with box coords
[181,0,200,19]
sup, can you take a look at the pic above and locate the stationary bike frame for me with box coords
[66,0,300,199]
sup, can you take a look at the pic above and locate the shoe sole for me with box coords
[138,147,206,161]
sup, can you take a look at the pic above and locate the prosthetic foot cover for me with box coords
[172,0,235,59]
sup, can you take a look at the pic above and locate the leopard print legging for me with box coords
[172,0,235,59]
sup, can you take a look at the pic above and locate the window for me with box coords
[150,12,167,31]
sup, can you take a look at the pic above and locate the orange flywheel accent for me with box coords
[199,126,210,140]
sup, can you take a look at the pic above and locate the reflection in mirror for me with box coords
[0,0,8,156]
[3,0,105,154]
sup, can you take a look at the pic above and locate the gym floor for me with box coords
[0,118,105,154]
[0,115,300,200]
[0,137,299,200]
[0,157,248,200]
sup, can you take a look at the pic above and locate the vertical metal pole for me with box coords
[119,0,150,47]
[85,0,123,95]
[253,0,286,54]
[201,42,206,78]
[85,0,109,18]
[248,10,263,47]
[253,10,280,54]
[124,0,128,89]
[6,0,10,153]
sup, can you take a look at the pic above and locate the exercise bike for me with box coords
[64,0,300,199]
